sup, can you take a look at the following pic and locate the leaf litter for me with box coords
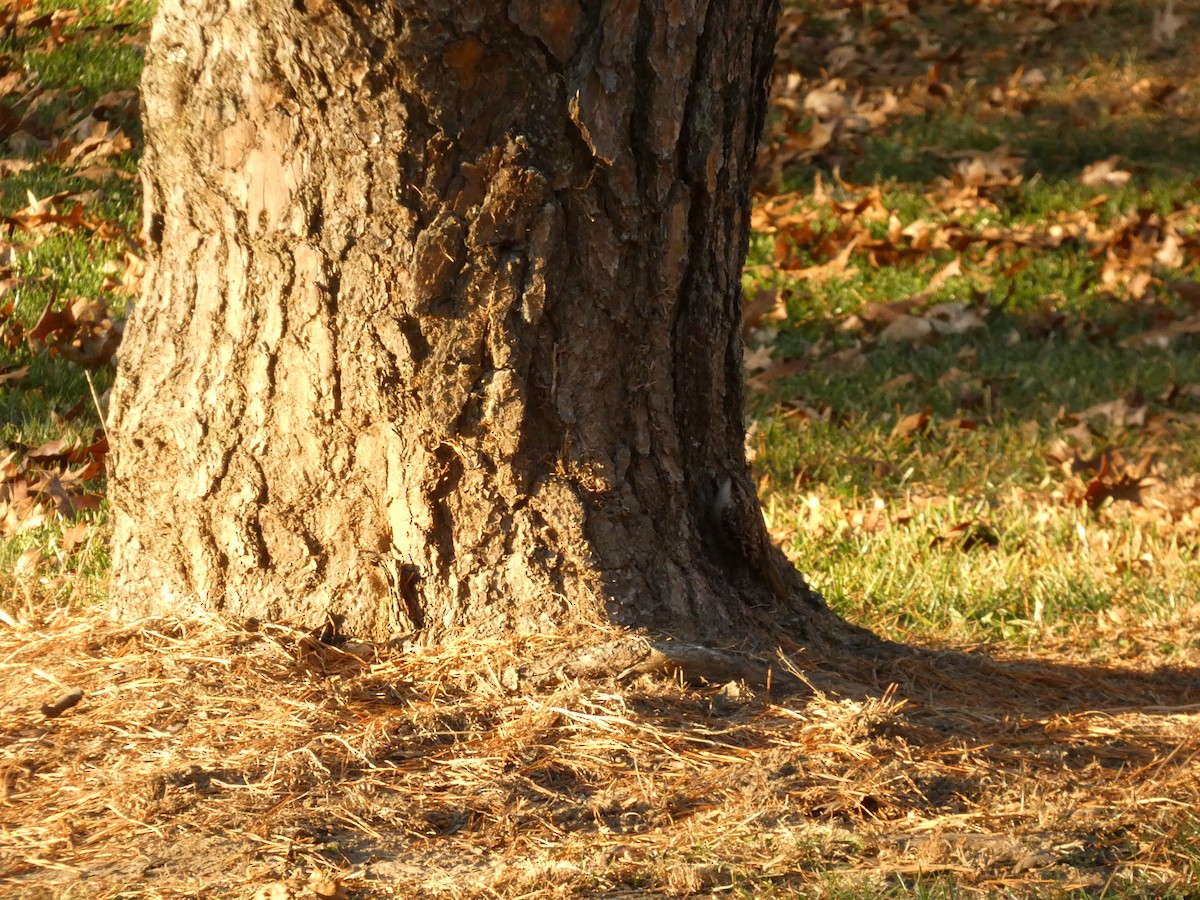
[1,434,106,539]
[734,7,1200,891]
[0,601,1197,898]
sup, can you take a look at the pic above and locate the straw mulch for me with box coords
[1,599,1198,898]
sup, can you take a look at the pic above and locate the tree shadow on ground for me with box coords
[4,606,1195,896]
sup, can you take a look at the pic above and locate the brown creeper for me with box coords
[712,475,789,600]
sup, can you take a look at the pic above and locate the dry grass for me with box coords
[1,597,1197,898]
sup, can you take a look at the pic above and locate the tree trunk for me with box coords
[108,0,828,646]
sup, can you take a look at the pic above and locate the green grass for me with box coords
[3,0,149,127]
[754,1,1200,651]
[23,40,143,96]
[1,0,149,605]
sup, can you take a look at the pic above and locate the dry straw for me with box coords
[1,595,1197,898]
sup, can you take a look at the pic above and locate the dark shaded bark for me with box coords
[109,0,831,646]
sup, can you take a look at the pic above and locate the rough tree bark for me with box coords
[108,0,840,649]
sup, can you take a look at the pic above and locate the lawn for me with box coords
[1,1,1198,897]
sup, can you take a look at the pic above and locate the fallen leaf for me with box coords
[926,257,963,293]
[1,498,49,537]
[1120,313,1200,350]
[879,314,934,344]
[845,455,897,480]
[777,397,833,423]
[66,434,108,472]
[851,495,889,533]
[1152,0,1186,46]
[742,287,786,336]
[860,297,922,325]
[0,158,35,176]
[926,301,986,335]
[0,364,28,384]
[803,80,848,119]
[1080,157,1132,188]
[63,493,103,516]
[783,235,859,282]
[933,520,1000,551]
[1155,233,1184,268]
[891,407,931,440]
[14,546,46,578]
[1080,467,1147,510]
[743,344,774,373]
[26,296,124,367]
[1159,383,1200,405]
[1072,398,1147,429]
[1165,279,1200,307]
[26,439,68,463]
[754,358,808,384]
[952,145,1025,188]
[72,163,135,182]
[28,300,78,345]
[309,875,348,900]
[1064,448,1156,511]
[60,520,92,553]
[826,345,867,370]
[838,313,865,333]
